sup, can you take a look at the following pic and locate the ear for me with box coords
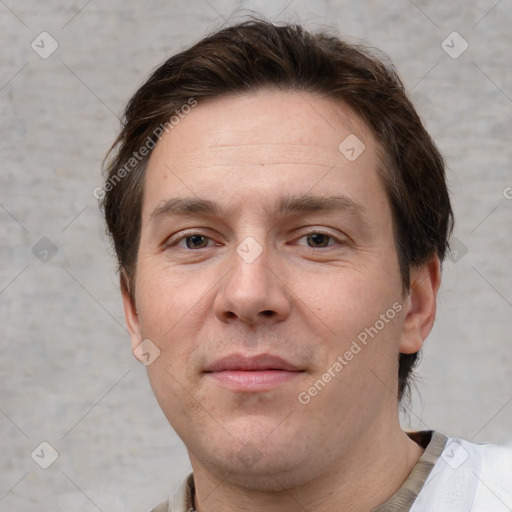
[120,271,143,352]
[399,254,442,354]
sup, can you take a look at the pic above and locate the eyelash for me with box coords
[166,230,344,250]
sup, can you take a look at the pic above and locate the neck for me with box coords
[189,417,425,512]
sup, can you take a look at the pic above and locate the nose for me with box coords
[213,238,291,326]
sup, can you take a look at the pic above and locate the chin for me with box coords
[212,457,316,492]
[197,433,321,491]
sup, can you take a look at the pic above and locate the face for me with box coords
[123,90,429,489]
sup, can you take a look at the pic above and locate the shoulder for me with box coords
[411,434,512,512]
[470,438,512,510]
[148,501,171,512]
[147,473,194,512]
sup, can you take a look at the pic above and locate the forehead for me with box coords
[143,89,387,220]
[150,89,376,163]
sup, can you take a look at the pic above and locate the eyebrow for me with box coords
[149,193,366,223]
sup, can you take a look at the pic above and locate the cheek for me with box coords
[134,265,209,406]
[135,260,208,338]
[289,255,404,390]
[145,360,207,441]
[291,264,393,335]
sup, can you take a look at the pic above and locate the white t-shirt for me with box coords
[410,435,512,511]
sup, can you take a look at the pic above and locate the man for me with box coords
[100,19,512,512]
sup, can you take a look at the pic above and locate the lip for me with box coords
[204,353,300,372]
[203,353,305,392]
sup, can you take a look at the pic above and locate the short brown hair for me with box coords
[102,18,454,401]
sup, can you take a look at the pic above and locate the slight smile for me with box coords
[203,353,306,392]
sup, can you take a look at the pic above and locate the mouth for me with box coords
[203,353,306,392]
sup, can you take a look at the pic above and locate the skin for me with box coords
[122,89,441,511]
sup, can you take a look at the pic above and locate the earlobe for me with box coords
[120,272,143,352]
[399,255,442,354]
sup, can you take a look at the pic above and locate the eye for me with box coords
[296,232,341,248]
[172,234,216,249]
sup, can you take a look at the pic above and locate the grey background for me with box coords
[1,0,511,510]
